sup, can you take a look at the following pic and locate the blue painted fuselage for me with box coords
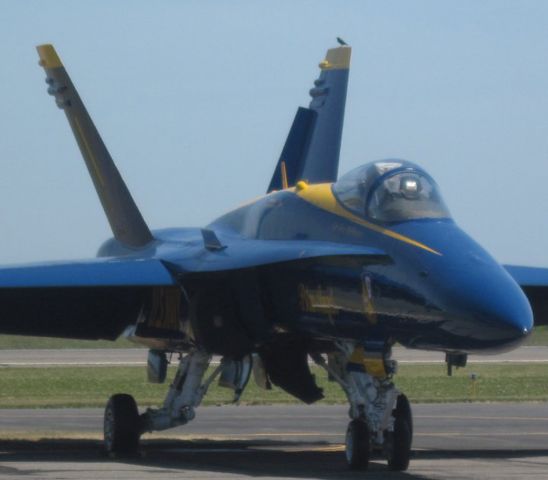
[94,164,533,356]
[205,185,532,354]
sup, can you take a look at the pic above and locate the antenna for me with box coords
[281,161,289,189]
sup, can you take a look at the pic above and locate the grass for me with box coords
[525,325,548,345]
[0,335,139,349]
[0,363,547,408]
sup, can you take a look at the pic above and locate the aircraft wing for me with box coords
[0,258,176,340]
[0,235,388,341]
[505,265,548,325]
[0,229,387,340]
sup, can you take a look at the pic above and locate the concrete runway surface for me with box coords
[0,403,546,479]
[0,346,547,366]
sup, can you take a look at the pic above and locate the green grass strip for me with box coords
[0,363,547,408]
[0,335,138,349]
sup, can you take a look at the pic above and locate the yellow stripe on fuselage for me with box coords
[294,183,441,256]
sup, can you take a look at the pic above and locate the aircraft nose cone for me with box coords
[445,264,533,352]
[484,300,532,347]
[393,220,533,353]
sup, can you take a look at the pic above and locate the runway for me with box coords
[0,346,547,366]
[0,403,546,479]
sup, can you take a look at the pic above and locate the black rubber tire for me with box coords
[104,394,141,455]
[395,393,413,437]
[387,395,413,471]
[345,419,370,470]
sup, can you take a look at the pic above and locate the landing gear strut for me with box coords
[313,342,413,471]
[104,349,213,455]
[103,349,252,455]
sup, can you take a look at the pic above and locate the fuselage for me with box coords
[98,161,533,355]
[209,162,533,354]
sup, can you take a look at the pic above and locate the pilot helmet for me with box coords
[399,175,422,199]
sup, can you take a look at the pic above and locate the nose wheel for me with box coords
[345,419,370,470]
[385,393,412,471]
[311,346,413,472]
[104,394,141,455]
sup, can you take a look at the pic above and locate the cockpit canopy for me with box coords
[332,160,451,223]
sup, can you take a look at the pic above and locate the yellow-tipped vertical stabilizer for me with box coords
[36,44,63,69]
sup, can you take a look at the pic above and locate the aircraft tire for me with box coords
[104,394,141,455]
[386,394,412,471]
[345,419,370,470]
[395,393,413,436]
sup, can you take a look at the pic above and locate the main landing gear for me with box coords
[104,394,141,454]
[103,349,252,456]
[313,342,412,471]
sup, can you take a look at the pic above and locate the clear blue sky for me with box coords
[0,0,547,266]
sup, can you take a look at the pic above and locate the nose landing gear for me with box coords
[313,342,412,471]
[385,393,413,471]
[345,418,370,469]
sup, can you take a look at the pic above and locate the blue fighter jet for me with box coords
[0,42,545,472]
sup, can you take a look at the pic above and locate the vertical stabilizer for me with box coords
[36,44,153,248]
[267,107,316,192]
[302,45,351,183]
[268,43,351,192]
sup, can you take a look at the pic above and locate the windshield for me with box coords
[332,161,451,223]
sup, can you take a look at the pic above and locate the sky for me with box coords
[0,0,547,266]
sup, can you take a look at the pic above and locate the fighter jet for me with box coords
[0,42,544,472]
